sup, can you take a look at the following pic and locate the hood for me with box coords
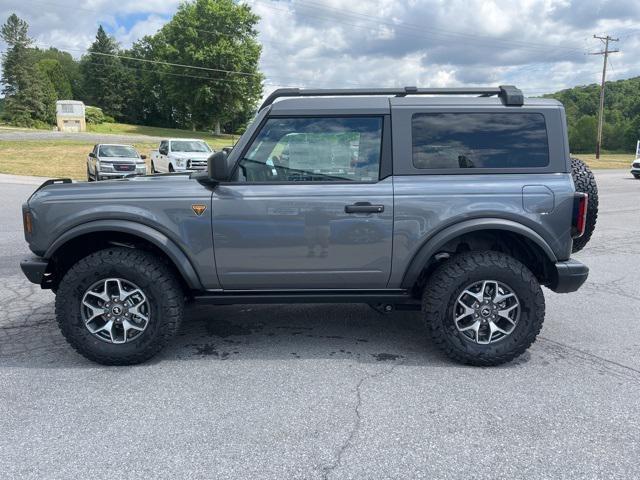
[28,174,194,205]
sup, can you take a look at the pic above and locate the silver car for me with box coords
[87,144,147,181]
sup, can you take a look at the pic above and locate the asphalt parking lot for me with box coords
[1,170,639,479]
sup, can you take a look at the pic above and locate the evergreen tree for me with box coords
[80,26,128,118]
[37,58,73,99]
[1,13,56,127]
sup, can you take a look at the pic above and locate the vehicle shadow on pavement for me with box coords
[0,298,531,369]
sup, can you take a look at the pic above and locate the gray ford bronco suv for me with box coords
[20,86,598,366]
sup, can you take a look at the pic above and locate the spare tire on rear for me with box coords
[570,157,598,253]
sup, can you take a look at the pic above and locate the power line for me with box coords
[589,34,619,159]
[33,42,262,77]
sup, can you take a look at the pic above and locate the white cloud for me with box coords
[1,0,639,99]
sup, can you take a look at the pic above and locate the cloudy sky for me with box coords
[1,0,639,98]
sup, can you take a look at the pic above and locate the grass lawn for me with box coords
[87,122,237,145]
[0,122,237,180]
[572,153,635,169]
[0,141,159,180]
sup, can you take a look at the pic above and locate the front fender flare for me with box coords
[400,218,558,289]
[44,219,203,290]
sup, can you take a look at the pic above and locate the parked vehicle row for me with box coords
[87,139,216,181]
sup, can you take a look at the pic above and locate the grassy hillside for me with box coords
[87,122,237,144]
[546,77,640,153]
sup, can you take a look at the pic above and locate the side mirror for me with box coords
[89,152,96,158]
[208,150,229,182]
[159,147,168,155]
[140,154,147,160]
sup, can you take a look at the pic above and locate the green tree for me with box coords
[33,47,83,98]
[569,116,597,153]
[37,58,72,99]
[547,77,640,152]
[146,0,263,132]
[80,25,128,118]
[1,13,56,127]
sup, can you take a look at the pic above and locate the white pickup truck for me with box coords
[150,139,214,173]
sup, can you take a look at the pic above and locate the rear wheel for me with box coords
[570,157,598,252]
[634,174,640,179]
[55,247,184,365]
[423,251,545,366]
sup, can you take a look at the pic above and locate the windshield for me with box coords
[171,140,211,153]
[99,145,139,158]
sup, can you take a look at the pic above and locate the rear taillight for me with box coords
[572,193,588,238]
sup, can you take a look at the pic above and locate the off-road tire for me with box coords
[423,251,545,366]
[55,247,184,365]
[570,157,598,252]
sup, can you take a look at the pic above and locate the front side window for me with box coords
[412,113,549,170]
[237,116,383,182]
[170,140,211,153]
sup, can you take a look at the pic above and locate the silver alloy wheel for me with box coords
[454,280,520,344]
[80,278,150,344]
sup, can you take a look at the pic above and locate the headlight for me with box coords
[175,159,185,168]
[98,162,114,172]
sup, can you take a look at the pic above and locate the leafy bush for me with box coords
[85,106,105,125]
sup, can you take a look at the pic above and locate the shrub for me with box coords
[85,106,105,125]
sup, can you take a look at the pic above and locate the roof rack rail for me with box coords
[259,85,524,110]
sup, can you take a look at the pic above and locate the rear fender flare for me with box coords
[400,218,557,289]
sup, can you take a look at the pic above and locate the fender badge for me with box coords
[191,204,207,216]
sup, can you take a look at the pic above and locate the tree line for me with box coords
[0,0,263,134]
[545,76,640,153]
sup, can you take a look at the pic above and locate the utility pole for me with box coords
[589,34,619,159]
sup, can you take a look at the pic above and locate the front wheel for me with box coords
[633,174,640,179]
[55,248,184,365]
[423,251,545,366]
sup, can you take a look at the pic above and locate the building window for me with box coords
[61,104,74,114]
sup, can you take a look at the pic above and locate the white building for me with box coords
[56,100,86,132]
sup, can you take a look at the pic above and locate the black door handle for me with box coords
[345,202,384,214]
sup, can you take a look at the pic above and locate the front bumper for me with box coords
[20,256,49,285]
[98,171,145,179]
[548,259,589,293]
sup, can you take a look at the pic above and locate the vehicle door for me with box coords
[159,141,169,172]
[211,115,394,290]
[89,145,98,176]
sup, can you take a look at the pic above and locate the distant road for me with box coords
[0,127,165,143]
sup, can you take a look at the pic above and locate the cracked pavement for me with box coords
[1,170,640,479]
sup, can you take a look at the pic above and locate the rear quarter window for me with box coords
[412,112,550,169]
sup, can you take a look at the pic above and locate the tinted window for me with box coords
[238,117,383,182]
[412,113,549,169]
